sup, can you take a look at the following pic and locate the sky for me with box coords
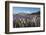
[13,7,40,14]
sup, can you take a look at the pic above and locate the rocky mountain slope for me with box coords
[13,11,40,28]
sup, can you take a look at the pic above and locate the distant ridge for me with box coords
[13,11,40,17]
[31,11,40,15]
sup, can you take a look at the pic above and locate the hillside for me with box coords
[13,11,40,28]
